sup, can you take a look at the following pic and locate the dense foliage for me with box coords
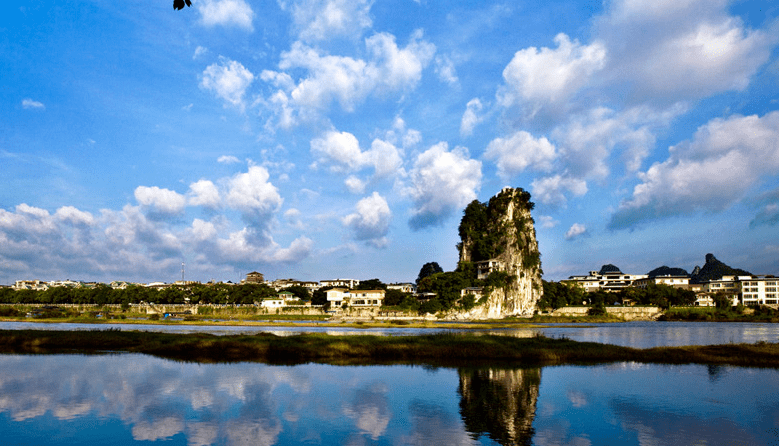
[0,283,281,306]
[416,262,443,285]
[457,188,537,266]
[538,281,697,310]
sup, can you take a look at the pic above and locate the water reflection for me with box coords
[459,368,540,445]
[1,354,778,445]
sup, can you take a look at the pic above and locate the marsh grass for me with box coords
[2,329,779,367]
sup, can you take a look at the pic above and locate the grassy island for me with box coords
[1,329,778,368]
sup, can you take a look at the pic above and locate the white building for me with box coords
[633,276,691,290]
[741,277,779,306]
[475,259,503,280]
[321,279,360,289]
[326,288,384,310]
[387,283,416,294]
[562,270,648,293]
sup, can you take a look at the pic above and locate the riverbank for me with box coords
[2,329,778,367]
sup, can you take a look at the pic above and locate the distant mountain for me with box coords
[598,264,621,274]
[647,266,689,278]
[690,253,752,284]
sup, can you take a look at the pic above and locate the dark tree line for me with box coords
[538,281,697,310]
[0,283,297,306]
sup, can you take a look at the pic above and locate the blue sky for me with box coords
[1,0,778,285]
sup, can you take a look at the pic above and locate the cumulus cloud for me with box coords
[226,166,283,217]
[498,33,606,112]
[609,111,779,229]
[279,0,373,41]
[531,175,588,206]
[484,130,556,180]
[342,192,392,248]
[198,0,254,31]
[261,31,434,126]
[565,223,587,240]
[345,176,367,194]
[406,142,482,230]
[594,0,772,103]
[22,98,45,110]
[200,57,255,110]
[460,98,483,137]
[310,130,403,178]
[187,180,221,208]
[134,186,187,215]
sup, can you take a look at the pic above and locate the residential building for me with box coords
[632,276,691,290]
[461,287,484,302]
[387,283,416,294]
[326,288,384,310]
[741,276,779,306]
[13,280,48,291]
[243,271,265,284]
[475,259,504,280]
[321,279,360,289]
[562,270,648,293]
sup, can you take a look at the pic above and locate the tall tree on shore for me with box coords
[416,262,443,285]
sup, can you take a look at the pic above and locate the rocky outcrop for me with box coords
[690,253,751,283]
[455,187,543,318]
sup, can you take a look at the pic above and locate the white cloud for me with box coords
[200,57,255,110]
[498,33,606,111]
[610,111,779,229]
[342,192,392,247]
[262,31,434,126]
[193,46,208,59]
[198,0,254,31]
[435,55,458,85]
[406,142,482,229]
[594,0,772,103]
[531,175,588,206]
[310,130,404,178]
[460,98,483,137]
[484,130,556,179]
[187,180,221,208]
[279,0,373,41]
[54,206,95,226]
[345,175,367,194]
[22,99,45,110]
[225,166,283,216]
[134,186,187,215]
[311,130,364,172]
[217,155,241,164]
[538,215,559,229]
[565,223,587,240]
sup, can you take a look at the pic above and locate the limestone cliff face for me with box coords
[455,187,543,318]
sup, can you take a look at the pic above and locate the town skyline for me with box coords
[1,0,777,285]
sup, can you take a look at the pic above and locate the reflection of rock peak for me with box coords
[458,367,541,445]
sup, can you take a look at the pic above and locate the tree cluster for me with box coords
[538,281,697,310]
[0,283,287,306]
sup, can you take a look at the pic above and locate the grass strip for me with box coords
[1,329,779,367]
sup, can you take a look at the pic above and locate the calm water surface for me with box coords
[2,320,779,347]
[0,354,777,445]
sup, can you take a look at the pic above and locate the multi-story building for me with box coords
[13,280,48,291]
[741,277,779,306]
[475,259,504,280]
[243,271,264,284]
[562,270,648,293]
[387,283,416,294]
[321,279,360,289]
[632,275,691,290]
[326,288,384,311]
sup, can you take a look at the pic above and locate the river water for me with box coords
[2,320,779,347]
[1,321,778,445]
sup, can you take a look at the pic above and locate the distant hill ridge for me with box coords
[642,254,750,283]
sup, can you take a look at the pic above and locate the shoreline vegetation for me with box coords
[1,329,778,368]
